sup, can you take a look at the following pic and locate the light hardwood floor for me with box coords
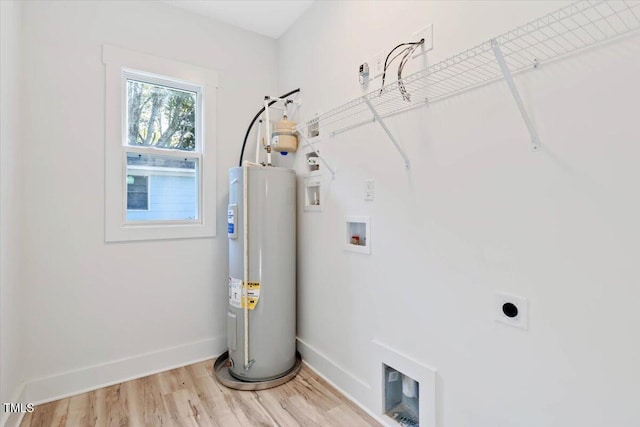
[21,359,381,427]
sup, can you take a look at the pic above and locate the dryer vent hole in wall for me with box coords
[385,364,419,427]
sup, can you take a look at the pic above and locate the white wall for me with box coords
[16,0,277,403]
[279,1,640,426]
[1,1,25,423]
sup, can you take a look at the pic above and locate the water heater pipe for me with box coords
[238,88,300,167]
[242,166,250,369]
[264,98,272,166]
[254,119,262,164]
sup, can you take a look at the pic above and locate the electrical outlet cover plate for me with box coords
[494,292,528,330]
[364,179,374,201]
[371,50,385,78]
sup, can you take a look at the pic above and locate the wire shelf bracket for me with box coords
[301,0,640,163]
[364,98,411,169]
[490,39,541,152]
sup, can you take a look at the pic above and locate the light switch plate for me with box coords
[371,50,385,78]
[364,179,375,201]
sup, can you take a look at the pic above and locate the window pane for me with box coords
[127,175,148,210]
[127,79,197,151]
[126,153,198,222]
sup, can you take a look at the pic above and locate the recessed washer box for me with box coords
[303,176,321,211]
[304,137,322,174]
[345,216,370,254]
[385,365,419,426]
[373,340,437,427]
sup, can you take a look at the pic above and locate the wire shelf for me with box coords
[301,0,640,137]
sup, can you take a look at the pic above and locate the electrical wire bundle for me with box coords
[380,39,425,102]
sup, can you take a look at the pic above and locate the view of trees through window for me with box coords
[127,79,197,151]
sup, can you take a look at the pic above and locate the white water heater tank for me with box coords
[227,166,296,381]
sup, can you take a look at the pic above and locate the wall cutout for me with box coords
[304,176,321,211]
[307,116,320,138]
[373,340,437,427]
[385,364,419,426]
[345,215,370,254]
[305,143,321,173]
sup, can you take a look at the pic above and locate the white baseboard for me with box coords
[296,337,388,426]
[1,386,27,427]
[5,337,384,426]
[19,335,226,407]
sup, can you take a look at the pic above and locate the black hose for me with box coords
[238,88,301,167]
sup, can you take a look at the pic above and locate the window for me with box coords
[126,78,197,152]
[125,153,198,221]
[104,45,218,241]
[124,72,201,223]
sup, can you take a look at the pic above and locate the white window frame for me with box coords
[103,45,218,241]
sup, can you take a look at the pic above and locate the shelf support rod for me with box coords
[364,98,410,168]
[297,129,336,179]
[491,39,540,152]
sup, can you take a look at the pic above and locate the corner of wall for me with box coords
[0,0,27,420]
[296,338,386,425]
[0,386,27,427]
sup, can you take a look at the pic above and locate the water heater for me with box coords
[226,166,296,381]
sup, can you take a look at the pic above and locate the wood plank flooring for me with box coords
[21,359,381,427]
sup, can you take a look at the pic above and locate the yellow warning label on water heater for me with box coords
[230,278,260,310]
[245,282,260,310]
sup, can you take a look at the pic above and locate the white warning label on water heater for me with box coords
[246,282,260,310]
[229,277,242,308]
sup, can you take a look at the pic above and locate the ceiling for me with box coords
[162,1,315,39]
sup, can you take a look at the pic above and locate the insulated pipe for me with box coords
[254,119,262,164]
[264,97,272,166]
[267,97,302,104]
[242,166,250,369]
